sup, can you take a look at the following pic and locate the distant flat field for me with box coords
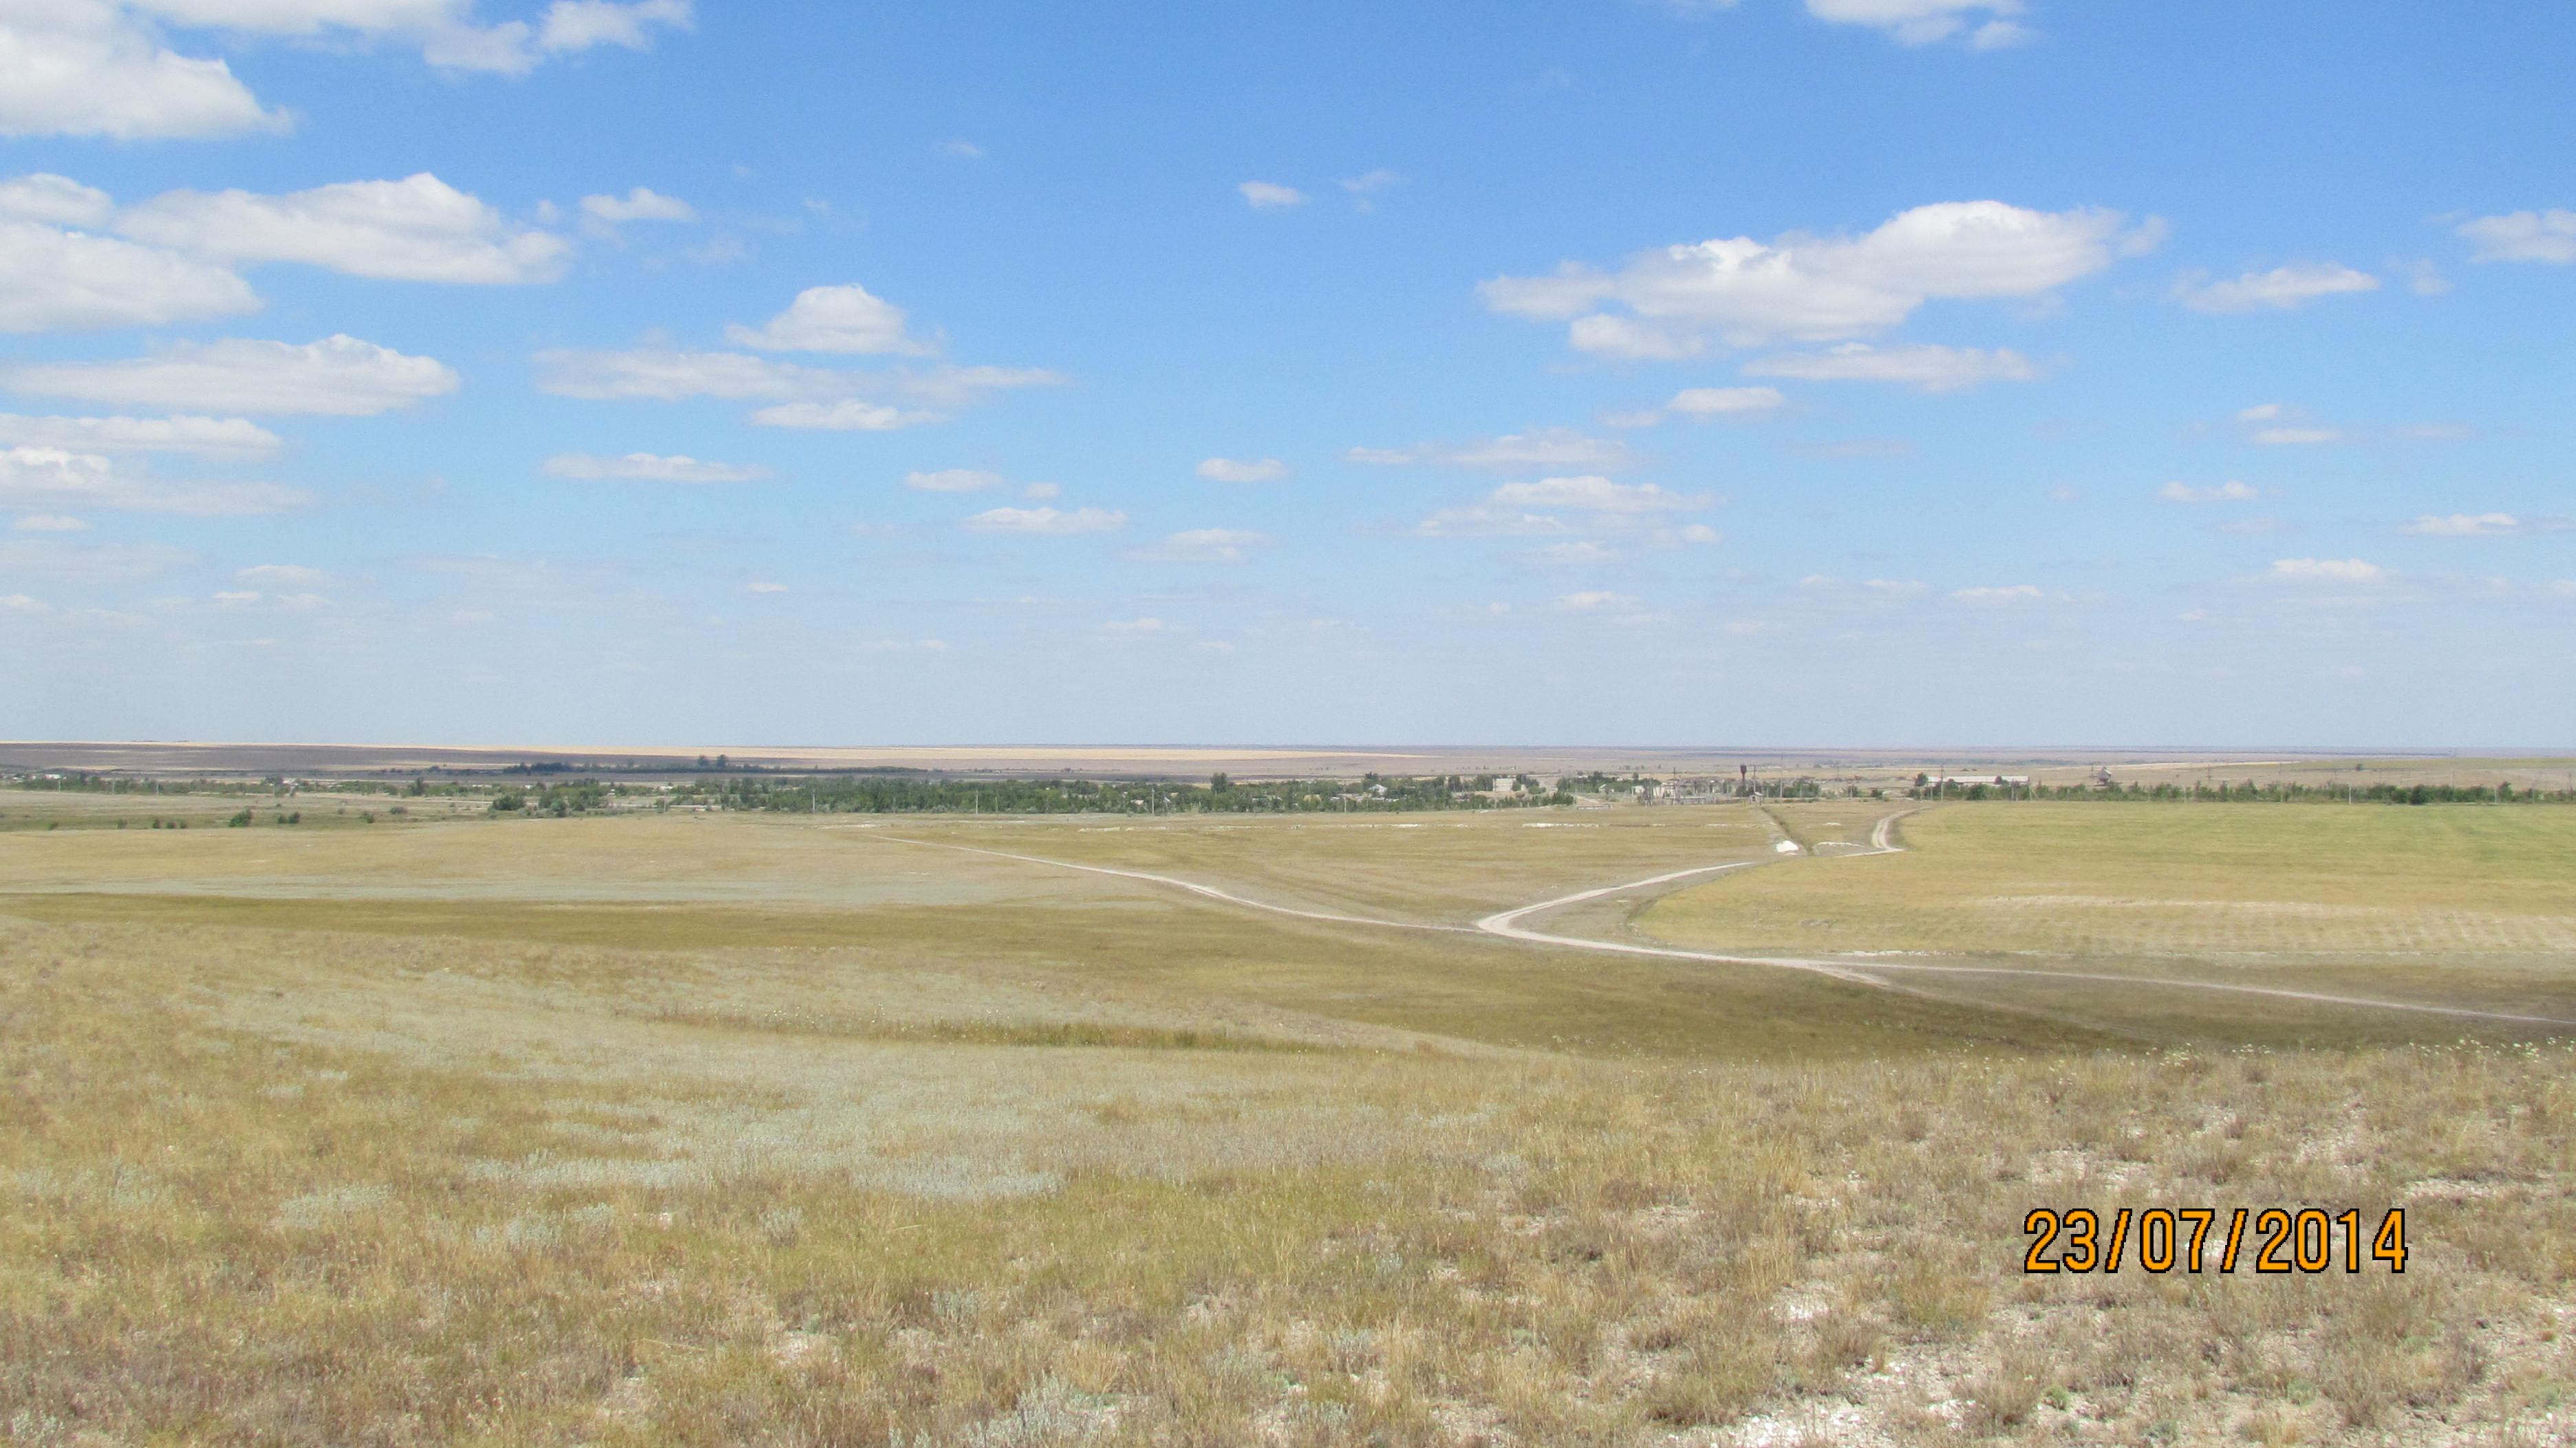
[1640,802,2576,1034]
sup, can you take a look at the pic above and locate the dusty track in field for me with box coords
[875,813,2576,1030]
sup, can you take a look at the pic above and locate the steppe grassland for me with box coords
[3,800,2571,1446]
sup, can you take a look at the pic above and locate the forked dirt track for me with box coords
[876,816,2576,1030]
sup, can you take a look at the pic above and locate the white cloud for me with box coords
[0,414,280,458]
[724,284,933,355]
[0,3,688,140]
[536,348,830,401]
[2399,513,2572,537]
[1196,456,1289,483]
[745,580,786,593]
[2456,209,2576,265]
[1022,482,1060,500]
[1415,474,1713,538]
[0,173,114,227]
[2158,480,2258,503]
[1413,506,1574,538]
[526,0,691,58]
[2233,403,2342,446]
[239,0,694,77]
[1804,0,2031,47]
[12,514,88,531]
[541,451,771,482]
[1667,385,1784,419]
[237,564,325,584]
[1863,578,1929,595]
[2173,262,2379,313]
[904,468,1005,492]
[1098,617,1172,635]
[116,173,570,284]
[0,1,288,140]
[0,537,193,581]
[580,186,694,236]
[1743,341,2037,391]
[1346,427,1636,471]
[1520,541,1622,566]
[1128,528,1268,563]
[960,506,1126,535]
[1488,476,1709,513]
[2269,557,2384,583]
[1949,583,2043,604]
[1677,523,1722,544]
[533,349,1046,432]
[0,220,261,332]
[1483,200,2152,355]
[751,401,938,432]
[1556,590,1639,611]
[935,139,983,160]
[0,445,312,515]
[1238,181,1307,209]
[1,336,458,415]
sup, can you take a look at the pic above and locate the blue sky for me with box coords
[1,0,2570,747]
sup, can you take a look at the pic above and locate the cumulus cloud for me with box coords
[1949,583,2044,604]
[2173,262,2379,313]
[1488,476,1709,513]
[2158,480,2258,503]
[0,445,312,515]
[2269,557,2384,583]
[903,468,1005,492]
[535,348,833,401]
[1667,385,1784,419]
[1556,590,1640,611]
[751,401,940,431]
[2399,513,2573,537]
[1482,200,2154,356]
[2456,209,2576,265]
[0,1,288,140]
[1238,181,1307,209]
[1,335,458,415]
[1416,475,1715,537]
[960,506,1126,535]
[115,173,570,283]
[2233,403,2342,447]
[0,3,690,142]
[541,451,771,482]
[1744,341,2037,391]
[725,284,934,355]
[1413,506,1574,538]
[1804,0,2032,48]
[0,173,114,227]
[533,348,1053,430]
[580,186,694,237]
[1127,528,1268,563]
[0,414,281,458]
[1196,456,1289,483]
[1347,427,1636,471]
[0,219,261,332]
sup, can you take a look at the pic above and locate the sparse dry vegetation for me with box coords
[5,800,2570,1445]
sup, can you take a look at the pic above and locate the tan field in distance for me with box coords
[6,784,2572,1445]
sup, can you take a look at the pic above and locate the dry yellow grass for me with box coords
[5,802,2573,1445]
